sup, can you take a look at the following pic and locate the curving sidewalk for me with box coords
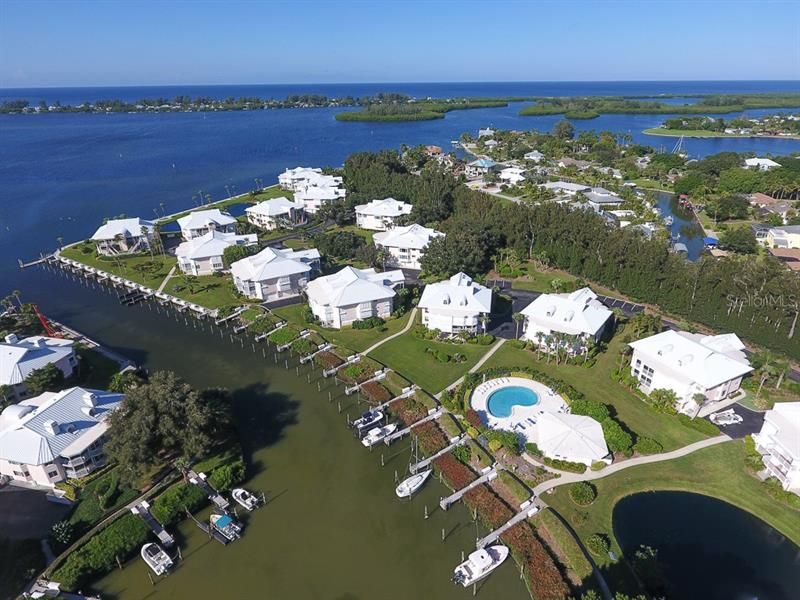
[530,434,732,496]
[362,308,418,355]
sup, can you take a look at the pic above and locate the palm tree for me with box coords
[479,314,489,334]
[535,331,545,360]
[512,312,524,339]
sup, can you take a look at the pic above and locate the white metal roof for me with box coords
[0,336,75,386]
[91,218,154,241]
[231,246,319,282]
[245,197,304,217]
[521,287,612,338]
[306,266,403,308]
[295,185,346,202]
[541,181,590,193]
[534,412,609,464]
[628,330,753,389]
[0,387,123,465]
[745,157,781,168]
[175,230,257,261]
[355,198,413,218]
[176,209,236,232]
[373,224,444,250]
[418,272,492,315]
[763,402,800,459]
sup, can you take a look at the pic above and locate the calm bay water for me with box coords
[613,492,800,600]
[2,82,800,599]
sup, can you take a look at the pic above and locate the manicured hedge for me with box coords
[151,482,207,527]
[569,481,597,505]
[677,414,721,436]
[586,533,610,556]
[634,437,663,455]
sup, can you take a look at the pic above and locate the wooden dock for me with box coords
[188,470,230,511]
[131,500,175,547]
[383,409,443,446]
[440,467,497,511]
[475,502,540,548]
[410,434,466,474]
[186,510,230,546]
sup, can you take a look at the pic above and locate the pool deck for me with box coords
[470,376,568,442]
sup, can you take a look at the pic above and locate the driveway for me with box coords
[0,487,70,539]
[705,404,765,439]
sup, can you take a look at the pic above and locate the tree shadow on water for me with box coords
[229,383,299,477]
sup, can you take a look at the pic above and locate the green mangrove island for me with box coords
[519,93,800,119]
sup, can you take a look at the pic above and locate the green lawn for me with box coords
[546,440,800,571]
[60,244,174,289]
[512,268,579,293]
[533,508,593,581]
[168,275,244,309]
[273,303,413,353]
[330,224,375,243]
[369,332,494,394]
[67,468,139,537]
[628,178,673,193]
[160,185,290,223]
[481,337,707,451]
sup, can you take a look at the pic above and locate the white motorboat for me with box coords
[232,488,260,511]
[395,469,432,498]
[141,543,173,576]
[361,423,397,448]
[210,513,242,541]
[352,409,383,431]
[452,545,510,587]
[664,215,674,226]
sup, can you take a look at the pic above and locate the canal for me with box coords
[613,491,800,600]
[33,268,528,599]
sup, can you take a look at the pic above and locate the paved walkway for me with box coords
[362,308,418,355]
[529,435,731,496]
[157,265,177,293]
[435,338,507,399]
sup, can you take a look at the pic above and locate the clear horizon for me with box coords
[1,0,798,88]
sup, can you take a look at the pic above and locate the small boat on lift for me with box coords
[395,469,432,498]
[232,488,261,511]
[141,543,174,576]
[210,513,242,542]
[361,423,397,447]
[352,409,383,431]
[452,545,510,587]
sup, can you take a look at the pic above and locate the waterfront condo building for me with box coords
[753,402,800,496]
[294,183,347,214]
[177,209,237,240]
[305,266,404,329]
[521,287,613,353]
[90,217,156,256]
[0,387,123,488]
[278,166,325,191]
[175,230,257,276]
[417,272,492,334]
[354,198,413,231]
[373,224,444,270]
[628,330,753,415]
[231,246,320,302]
[0,334,78,401]
[245,197,307,230]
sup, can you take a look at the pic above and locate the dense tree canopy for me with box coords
[25,363,65,395]
[105,371,233,484]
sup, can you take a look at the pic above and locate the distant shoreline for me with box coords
[643,127,800,140]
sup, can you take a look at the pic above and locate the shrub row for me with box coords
[433,452,477,490]
[415,421,448,456]
[501,521,570,600]
[352,316,385,329]
[463,484,514,529]
[677,414,721,435]
[361,381,392,404]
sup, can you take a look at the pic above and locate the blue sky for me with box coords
[1,0,798,87]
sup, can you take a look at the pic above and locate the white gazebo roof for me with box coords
[177,209,236,231]
[373,224,444,250]
[231,246,318,282]
[355,198,413,218]
[521,287,612,338]
[175,230,257,261]
[306,266,403,308]
[91,218,154,241]
[418,272,492,315]
[534,412,608,464]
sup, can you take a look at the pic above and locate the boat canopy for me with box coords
[703,237,718,246]
[215,514,233,529]
[469,548,493,570]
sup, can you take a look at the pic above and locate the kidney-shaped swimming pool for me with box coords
[486,386,540,418]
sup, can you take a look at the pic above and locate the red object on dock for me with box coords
[32,304,62,338]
